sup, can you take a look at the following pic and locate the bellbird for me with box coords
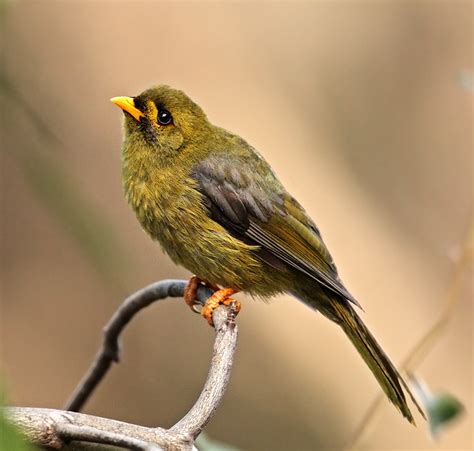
[111,85,423,423]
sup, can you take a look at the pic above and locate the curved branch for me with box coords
[170,302,239,438]
[64,279,214,412]
[6,279,239,450]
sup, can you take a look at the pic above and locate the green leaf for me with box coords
[0,387,36,451]
[410,375,465,438]
[427,392,464,437]
[195,432,240,451]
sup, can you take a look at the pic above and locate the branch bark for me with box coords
[5,407,168,450]
[64,279,215,412]
[5,279,239,450]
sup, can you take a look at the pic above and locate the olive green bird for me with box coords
[111,85,424,423]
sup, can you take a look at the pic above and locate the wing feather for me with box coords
[192,154,360,307]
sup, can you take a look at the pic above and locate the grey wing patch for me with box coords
[201,179,248,225]
[193,155,279,228]
[192,154,360,307]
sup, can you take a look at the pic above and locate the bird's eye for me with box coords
[157,109,173,126]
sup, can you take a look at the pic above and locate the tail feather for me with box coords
[331,301,425,423]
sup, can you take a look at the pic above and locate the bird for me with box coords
[111,85,424,423]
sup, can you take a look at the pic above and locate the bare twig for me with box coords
[346,216,473,450]
[7,279,239,450]
[65,279,214,412]
[170,302,239,439]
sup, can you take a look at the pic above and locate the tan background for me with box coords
[1,1,472,450]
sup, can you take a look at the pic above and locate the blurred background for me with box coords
[1,1,472,450]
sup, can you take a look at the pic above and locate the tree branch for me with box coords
[65,279,214,412]
[6,279,239,450]
[170,302,239,439]
[56,423,163,451]
[5,407,168,450]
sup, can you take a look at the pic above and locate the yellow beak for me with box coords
[110,96,143,121]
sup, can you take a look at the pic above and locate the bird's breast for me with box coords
[124,172,281,293]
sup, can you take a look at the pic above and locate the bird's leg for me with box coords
[201,288,241,327]
[184,277,241,325]
[183,276,219,313]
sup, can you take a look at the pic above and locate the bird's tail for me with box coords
[325,300,425,424]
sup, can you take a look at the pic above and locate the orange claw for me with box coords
[201,288,241,327]
[184,276,202,311]
[184,276,221,313]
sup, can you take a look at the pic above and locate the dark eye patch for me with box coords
[133,96,146,111]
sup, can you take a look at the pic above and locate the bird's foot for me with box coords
[201,288,241,327]
[184,276,219,313]
[184,276,241,326]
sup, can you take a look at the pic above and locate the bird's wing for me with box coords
[191,153,360,307]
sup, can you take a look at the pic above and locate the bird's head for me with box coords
[111,85,210,156]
